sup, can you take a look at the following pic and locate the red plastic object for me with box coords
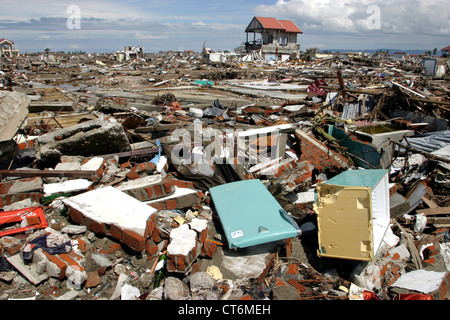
[0,207,48,237]
[395,293,434,300]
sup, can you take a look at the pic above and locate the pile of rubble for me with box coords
[0,49,449,301]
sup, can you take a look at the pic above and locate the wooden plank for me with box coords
[0,170,97,179]
[416,207,450,216]
[421,197,439,208]
[427,217,450,224]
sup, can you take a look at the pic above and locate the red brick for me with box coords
[108,243,122,254]
[152,227,167,243]
[175,254,186,272]
[68,250,83,262]
[163,181,173,194]
[75,238,87,254]
[165,199,178,210]
[153,185,163,197]
[144,187,153,199]
[388,273,401,287]
[85,271,101,288]
[191,262,200,274]
[287,278,307,292]
[122,229,145,252]
[197,229,208,244]
[286,264,298,275]
[108,224,123,241]
[274,278,287,286]
[126,171,140,180]
[145,239,159,256]
[59,253,85,272]
[257,258,273,282]
[423,257,436,265]
[391,265,401,275]
[144,215,156,239]
[84,216,107,236]
[42,251,67,279]
[68,207,85,225]
[285,238,293,257]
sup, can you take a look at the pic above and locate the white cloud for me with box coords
[254,0,450,35]
[192,21,207,26]
[0,0,158,21]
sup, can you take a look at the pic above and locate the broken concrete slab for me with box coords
[63,186,157,251]
[0,91,30,142]
[115,174,175,201]
[391,269,449,297]
[0,177,43,195]
[34,117,131,168]
[145,186,201,211]
[6,253,49,285]
[218,243,278,281]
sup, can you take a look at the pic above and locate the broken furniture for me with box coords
[209,179,301,249]
[315,169,390,261]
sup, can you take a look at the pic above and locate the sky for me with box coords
[0,0,449,54]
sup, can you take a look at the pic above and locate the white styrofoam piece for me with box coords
[43,179,93,196]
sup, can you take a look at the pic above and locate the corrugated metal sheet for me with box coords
[404,130,450,153]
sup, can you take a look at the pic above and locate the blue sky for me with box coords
[1,0,449,54]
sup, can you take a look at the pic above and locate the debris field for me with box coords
[0,49,449,301]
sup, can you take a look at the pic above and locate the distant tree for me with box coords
[44,48,50,53]
[433,48,437,55]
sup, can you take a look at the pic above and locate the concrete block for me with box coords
[6,253,49,285]
[63,186,157,251]
[35,116,131,168]
[164,276,191,300]
[145,186,202,210]
[167,224,198,273]
[0,177,43,195]
[0,192,43,209]
[389,192,410,218]
[116,174,174,201]
[391,269,449,300]
[0,91,30,143]
[189,218,208,244]
[55,162,81,171]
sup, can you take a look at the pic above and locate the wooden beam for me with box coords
[421,197,439,209]
[416,207,450,216]
[426,217,450,225]
[0,170,97,179]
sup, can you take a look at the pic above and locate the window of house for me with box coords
[279,36,288,46]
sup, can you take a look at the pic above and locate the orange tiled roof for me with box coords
[254,17,302,33]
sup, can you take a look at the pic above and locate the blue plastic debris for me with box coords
[209,179,301,249]
[150,139,161,165]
